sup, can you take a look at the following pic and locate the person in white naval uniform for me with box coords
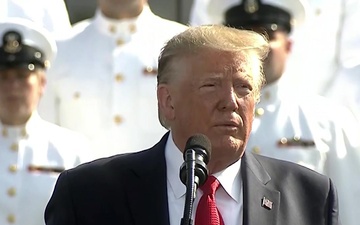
[0,18,90,225]
[223,1,360,225]
[284,0,360,97]
[0,0,72,39]
[38,0,187,159]
[189,0,360,97]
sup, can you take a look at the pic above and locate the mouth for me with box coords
[214,121,240,131]
[5,96,22,102]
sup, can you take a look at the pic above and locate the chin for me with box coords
[212,135,244,152]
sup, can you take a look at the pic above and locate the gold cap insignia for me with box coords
[3,31,22,54]
[245,0,259,14]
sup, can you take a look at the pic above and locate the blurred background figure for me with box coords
[326,64,360,122]
[0,18,90,225]
[0,0,72,39]
[223,1,360,225]
[188,0,212,25]
[38,0,187,159]
[189,0,360,99]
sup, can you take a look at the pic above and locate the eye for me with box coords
[235,83,250,89]
[234,83,252,95]
[200,80,218,89]
[16,70,32,80]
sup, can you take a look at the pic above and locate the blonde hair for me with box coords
[157,25,269,129]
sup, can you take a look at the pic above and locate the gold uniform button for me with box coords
[9,164,17,173]
[255,108,264,117]
[252,146,261,154]
[115,73,124,83]
[263,91,271,100]
[20,128,27,137]
[73,92,81,99]
[113,115,123,125]
[2,128,8,137]
[7,214,15,223]
[109,25,116,34]
[116,38,124,46]
[7,187,16,197]
[129,24,136,33]
[10,143,18,152]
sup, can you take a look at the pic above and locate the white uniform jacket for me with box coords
[0,0,72,39]
[284,0,360,96]
[38,5,187,159]
[0,112,89,225]
[247,80,360,225]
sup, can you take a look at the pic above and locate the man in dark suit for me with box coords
[45,24,339,225]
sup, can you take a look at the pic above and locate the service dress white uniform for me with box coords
[247,80,360,225]
[284,0,360,96]
[326,64,360,122]
[0,112,89,225]
[0,0,72,39]
[38,5,187,159]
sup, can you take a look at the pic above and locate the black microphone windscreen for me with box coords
[184,134,211,160]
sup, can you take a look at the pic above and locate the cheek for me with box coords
[239,98,255,125]
[28,77,44,94]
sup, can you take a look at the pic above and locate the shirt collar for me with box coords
[213,159,242,203]
[165,132,186,199]
[165,132,242,202]
[0,111,41,138]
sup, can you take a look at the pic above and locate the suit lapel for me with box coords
[242,152,280,225]
[126,133,170,225]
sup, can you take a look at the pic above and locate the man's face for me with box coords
[160,49,257,166]
[262,30,292,84]
[0,68,46,125]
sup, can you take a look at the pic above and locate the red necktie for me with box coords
[195,176,225,225]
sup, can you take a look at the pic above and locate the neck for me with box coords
[101,3,144,20]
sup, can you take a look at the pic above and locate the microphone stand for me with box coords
[180,149,197,225]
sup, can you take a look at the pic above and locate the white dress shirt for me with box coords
[165,132,243,225]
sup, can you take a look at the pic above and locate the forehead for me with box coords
[0,68,42,76]
[186,48,253,76]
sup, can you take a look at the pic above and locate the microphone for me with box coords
[179,134,211,188]
[179,134,211,225]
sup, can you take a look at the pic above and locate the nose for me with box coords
[6,77,21,87]
[218,86,239,111]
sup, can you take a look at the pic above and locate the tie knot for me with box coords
[200,176,220,195]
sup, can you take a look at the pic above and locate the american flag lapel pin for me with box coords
[261,197,273,210]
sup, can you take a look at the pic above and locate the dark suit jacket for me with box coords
[45,133,339,225]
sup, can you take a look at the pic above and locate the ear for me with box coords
[38,71,47,96]
[286,38,293,53]
[157,84,175,122]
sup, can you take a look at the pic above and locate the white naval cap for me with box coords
[0,17,57,69]
[206,0,308,28]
